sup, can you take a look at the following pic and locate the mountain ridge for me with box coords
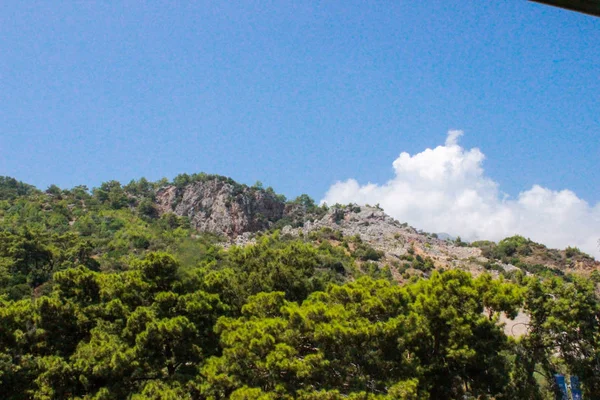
[2,173,598,280]
[143,175,599,279]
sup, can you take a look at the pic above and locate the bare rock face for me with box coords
[155,179,285,238]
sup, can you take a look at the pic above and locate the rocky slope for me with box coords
[282,205,599,279]
[275,205,490,281]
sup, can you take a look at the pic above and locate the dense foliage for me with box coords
[1,176,599,399]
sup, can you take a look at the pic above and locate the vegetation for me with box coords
[0,176,599,399]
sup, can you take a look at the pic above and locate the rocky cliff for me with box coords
[155,179,285,238]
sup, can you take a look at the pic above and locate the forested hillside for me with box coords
[1,175,599,399]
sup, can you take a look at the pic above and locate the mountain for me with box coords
[1,174,597,283]
[151,177,599,280]
[1,174,600,398]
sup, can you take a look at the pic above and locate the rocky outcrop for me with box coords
[155,179,285,238]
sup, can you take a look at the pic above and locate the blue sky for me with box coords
[1,1,598,205]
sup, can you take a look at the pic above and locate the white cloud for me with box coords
[322,131,600,258]
[445,129,463,146]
